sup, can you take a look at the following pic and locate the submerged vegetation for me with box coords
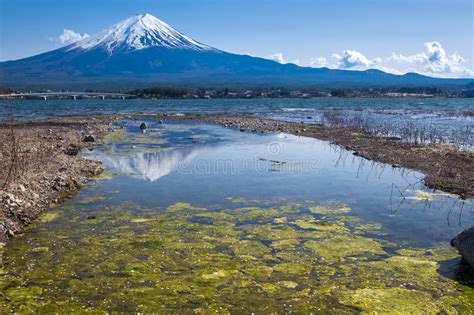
[1,118,473,312]
[1,196,472,313]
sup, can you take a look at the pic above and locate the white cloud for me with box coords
[310,57,329,67]
[387,52,427,63]
[333,50,372,69]
[309,41,473,78]
[52,29,89,44]
[268,53,285,64]
[385,41,474,77]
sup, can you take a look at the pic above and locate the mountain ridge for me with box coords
[1,13,472,89]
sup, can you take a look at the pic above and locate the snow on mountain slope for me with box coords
[69,13,215,54]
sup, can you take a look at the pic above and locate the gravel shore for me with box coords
[0,117,118,243]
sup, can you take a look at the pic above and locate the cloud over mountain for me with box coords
[306,41,473,78]
[268,53,286,64]
[332,50,372,69]
[57,29,90,44]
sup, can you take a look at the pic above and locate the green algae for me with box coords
[271,238,300,249]
[279,280,298,289]
[303,234,385,263]
[230,206,282,221]
[226,197,247,203]
[91,170,114,180]
[309,201,351,215]
[338,288,458,313]
[166,202,207,212]
[1,197,473,313]
[77,195,106,204]
[273,216,287,224]
[273,262,312,275]
[39,212,60,223]
[232,240,270,258]
[104,128,166,146]
[294,218,348,232]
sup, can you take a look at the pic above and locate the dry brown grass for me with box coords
[1,106,56,191]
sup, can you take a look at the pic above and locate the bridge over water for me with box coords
[0,92,136,100]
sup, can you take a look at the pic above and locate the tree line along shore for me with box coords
[1,84,474,99]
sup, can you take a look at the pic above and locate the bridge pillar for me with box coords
[121,96,126,100]
[42,96,48,101]
[100,95,105,100]
[72,95,77,100]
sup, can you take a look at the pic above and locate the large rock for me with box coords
[451,226,474,268]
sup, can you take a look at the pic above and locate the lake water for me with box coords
[1,118,473,312]
[1,98,473,147]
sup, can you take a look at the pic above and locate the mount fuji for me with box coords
[0,13,471,89]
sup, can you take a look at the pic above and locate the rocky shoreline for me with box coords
[1,113,473,245]
[0,117,119,244]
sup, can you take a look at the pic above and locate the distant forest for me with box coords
[1,84,473,98]
[126,85,474,99]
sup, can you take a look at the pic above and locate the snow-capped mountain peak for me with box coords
[69,13,214,54]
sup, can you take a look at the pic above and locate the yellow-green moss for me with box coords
[39,212,60,223]
[304,234,385,263]
[309,202,351,215]
[338,288,457,313]
[273,262,312,275]
[77,195,106,204]
[1,196,472,313]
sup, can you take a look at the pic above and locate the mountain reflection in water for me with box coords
[94,145,202,182]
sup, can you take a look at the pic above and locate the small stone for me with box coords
[83,135,95,142]
[65,144,79,156]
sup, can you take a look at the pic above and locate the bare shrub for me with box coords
[1,104,53,191]
[320,109,472,149]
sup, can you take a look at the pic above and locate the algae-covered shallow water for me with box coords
[1,120,473,312]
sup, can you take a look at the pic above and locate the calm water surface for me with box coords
[1,119,473,312]
[2,98,473,146]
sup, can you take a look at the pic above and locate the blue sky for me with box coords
[1,0,473,77]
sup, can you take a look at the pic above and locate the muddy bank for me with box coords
[0,117,118,243]
[156,113,474,199]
